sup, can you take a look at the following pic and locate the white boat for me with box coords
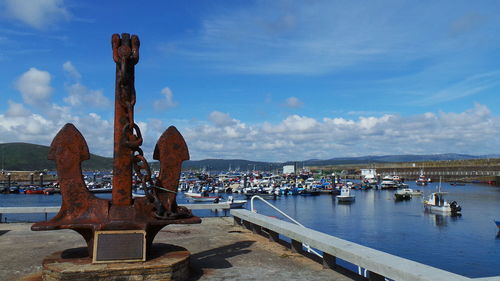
[336,187,355,202]
[423,181,461,215]
[218,199,247,209]
[416,170,429,186]
[424,192,461,214]
[184,192,202,198]
[410,189,423,196]
[189,196,220,202]
[394,188,412,200]
[380,176,397,189]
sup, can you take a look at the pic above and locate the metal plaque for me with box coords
[93,230,146,263]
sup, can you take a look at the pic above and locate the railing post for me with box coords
[268,230,279,242]
[368,271,385,281]
[251,224,262,235]
[322,253,336,269]
[242,220,252,230]
[0,213,2,223]
[233,216,242,226]
[291,239,303,254]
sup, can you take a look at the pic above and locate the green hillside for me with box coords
[0,143,112,171]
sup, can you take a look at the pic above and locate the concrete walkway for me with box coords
[0,217,358,281]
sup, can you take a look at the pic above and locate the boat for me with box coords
[244,192,277,200]
[43,188,56,195]
[299,188,320,196]
[184,192,202,198]
[423,181,461,215]
[380,176,398,189]
[24,187,44,194]
[218,198,247,209]
[88,185,112,193]
[495,220,500,229]
[415,174,429,185]
[409,189,423,196]
[336,187,355,202]
[394,189,412,200]
[189,196,221,202]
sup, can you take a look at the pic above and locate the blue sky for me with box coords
[1,0,500,161]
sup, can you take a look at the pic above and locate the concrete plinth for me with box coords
[41,244,190,281]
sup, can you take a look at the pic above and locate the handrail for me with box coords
[249,195,322,258]
[0,203,232,222]
[232,209,471,281]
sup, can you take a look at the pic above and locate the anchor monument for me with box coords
[31,33,201,266]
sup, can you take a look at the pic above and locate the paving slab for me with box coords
[0,217,357,281]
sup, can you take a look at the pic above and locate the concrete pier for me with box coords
[0,218,357,281]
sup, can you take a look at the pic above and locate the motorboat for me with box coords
[416,176,428,186]
[394,188,412,200]
[380,176,398,189]
[336,187,355,202]
[424,192,461,215]
[495,220,500,230]
[409,189,423,196]
[217,197,247,209]
[189,196,221,203]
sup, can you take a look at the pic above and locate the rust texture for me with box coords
[32,33,201,258]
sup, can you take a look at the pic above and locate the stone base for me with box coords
[41,243,190,281]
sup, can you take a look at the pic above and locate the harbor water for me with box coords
[1,181,499,278]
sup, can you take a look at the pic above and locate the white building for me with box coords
[361,168,377,179]
[283,165,295,174]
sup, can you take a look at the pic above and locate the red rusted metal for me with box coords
[32,33,201,258]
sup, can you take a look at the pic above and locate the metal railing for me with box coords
[249,195,322,258]
[232,209,473,281]
[0,203,232,222]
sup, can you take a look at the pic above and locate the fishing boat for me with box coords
[416,175,428,186]
[336,187,355,202]
[423,181,461,215]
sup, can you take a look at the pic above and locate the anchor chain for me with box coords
[115,37,167,217]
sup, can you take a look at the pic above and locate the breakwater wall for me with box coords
[0,171,57,185]
[313,158,500,183]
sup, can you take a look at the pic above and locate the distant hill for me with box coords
[182,159,274,171]
[0,142,496,171]
[302,153,485,166]
[0,143,112,171]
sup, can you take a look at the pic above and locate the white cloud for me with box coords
[181,104,500,161]
[153,87,177,110]
[208,111,238,127]
[64,83,110,108]
[60,61,110,108]
[15,67,53,105]
[285,97,303,108]
[3,0,70,29]
[0,99,499,162]
[63,61,81,80]
[5,100,31,117]
[0,103,114,156]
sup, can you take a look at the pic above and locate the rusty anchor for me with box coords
[31,33,201,258]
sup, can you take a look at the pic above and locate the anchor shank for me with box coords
[111,33,139,206]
